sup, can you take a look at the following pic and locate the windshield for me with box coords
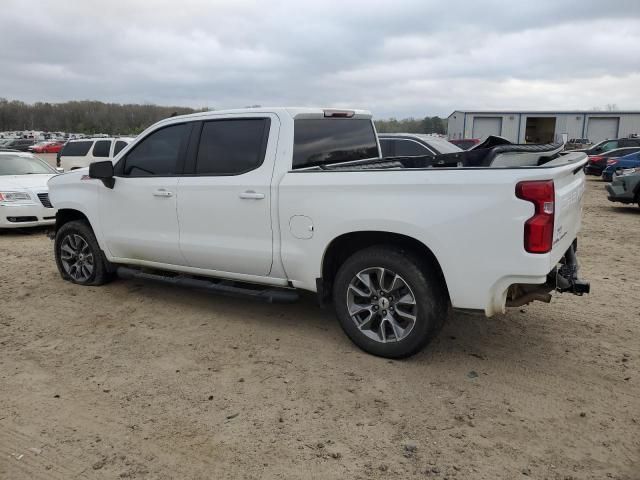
[0,155,56,175]
[600,140,619,152]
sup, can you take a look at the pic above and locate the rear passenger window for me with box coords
[195,119,269,175]
[395,140,430,157]
[380,140,395,158]
[61,141,92,156]
[92,140,112,158]
[113,140,128,155]
[123,123,190,176]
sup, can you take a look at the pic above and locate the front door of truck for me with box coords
[98,122,193,266]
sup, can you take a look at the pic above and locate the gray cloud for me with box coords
[1,0,639,117]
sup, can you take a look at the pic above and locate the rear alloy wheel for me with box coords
[54,220,112,286]
[346,267,418,343]
[333,246,449,358]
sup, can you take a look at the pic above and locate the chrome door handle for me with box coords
[153,189,173,197]
[239,190,265,200]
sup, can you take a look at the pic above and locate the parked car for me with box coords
[583,147,640,176]
[57,137,134,170]
[5,138,36,151]
[449,138,481,150]
[0,151,59,228]
[564,138,592,150]
[379,133,462,157]
[606,167,640,208]
[29,141,64,154]
[48,107,589,359]
[575,137,640,156]
[601,151,640,182]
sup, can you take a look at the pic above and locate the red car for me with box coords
[29,141,65,153]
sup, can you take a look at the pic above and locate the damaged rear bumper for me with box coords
[506,242,590,308]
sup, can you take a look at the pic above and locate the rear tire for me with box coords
[54,220,113,286]
[332,246,449,359]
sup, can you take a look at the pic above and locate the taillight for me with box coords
[588,155,603,164]
[606,159,618,166]
[516,180,555,254]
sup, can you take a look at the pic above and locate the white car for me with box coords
[48,107,590,358]
[0,151,59,228]
[58,137,133,171]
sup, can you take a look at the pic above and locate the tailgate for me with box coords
[552,158,586,256]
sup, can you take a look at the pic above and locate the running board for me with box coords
[116,267,300,303]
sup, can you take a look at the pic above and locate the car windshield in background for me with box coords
[0,155,56,175]
[61,140,93,156]
[293,118,379,169]
[600,141,619,152]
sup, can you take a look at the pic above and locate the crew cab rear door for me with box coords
[176,114,278,276]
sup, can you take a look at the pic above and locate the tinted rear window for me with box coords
[395,140,430,156]
[61,141,93,156]
[113,140,128,155]
[293,119,379,169]
[92,140,111,157]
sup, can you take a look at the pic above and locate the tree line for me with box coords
[0,98,447,136]
[374,116,447,134]
[0,99,203,135]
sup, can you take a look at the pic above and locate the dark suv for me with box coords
[6,138,36,151]
[579,137,640,156]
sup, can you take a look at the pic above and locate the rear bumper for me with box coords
[0,203,57,228]
[584,165,604,175]
[606,182,634,203]
[489,243,589,315]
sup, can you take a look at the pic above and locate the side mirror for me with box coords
[89,160,115,189]
[55,167,64,173]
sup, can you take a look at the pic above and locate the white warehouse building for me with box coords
[447,110,640,144]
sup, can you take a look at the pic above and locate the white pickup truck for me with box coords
[48,108,589,358]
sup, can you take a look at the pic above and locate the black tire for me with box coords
[332,246,449,359]
[54,220,113,286]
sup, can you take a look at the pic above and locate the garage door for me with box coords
[587,117,619,143]
[472,117,502,140]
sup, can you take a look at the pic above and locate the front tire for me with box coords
[54,220,112,286]
[332,246,449,359]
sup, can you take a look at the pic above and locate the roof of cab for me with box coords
[167,107,373,122]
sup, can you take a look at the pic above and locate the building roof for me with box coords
[449,110,640,118]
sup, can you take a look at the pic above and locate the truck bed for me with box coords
[280,151,588,315]
[310,137,575,170]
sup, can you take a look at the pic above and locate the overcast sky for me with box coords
[1,0,639,118]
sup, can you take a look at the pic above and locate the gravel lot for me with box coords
[0,171,638,479]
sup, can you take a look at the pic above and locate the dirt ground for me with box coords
[0,173,638,479]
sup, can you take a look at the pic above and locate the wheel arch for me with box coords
[318,231,449,304]
[55,208,90,232]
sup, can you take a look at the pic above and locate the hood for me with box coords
[0,174,56,191]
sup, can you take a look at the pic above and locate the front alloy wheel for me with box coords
[54,220,112,286]
[59,234,95,282]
